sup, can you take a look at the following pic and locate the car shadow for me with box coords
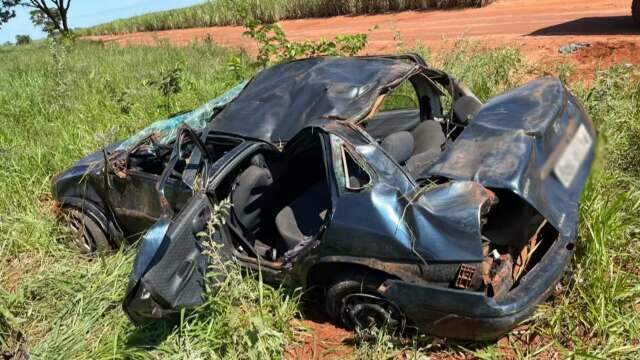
[528,16,640,36]
[123,320,175,351]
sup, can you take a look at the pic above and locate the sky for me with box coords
[0,0,207,43]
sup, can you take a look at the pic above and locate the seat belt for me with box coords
[227,209,270,261]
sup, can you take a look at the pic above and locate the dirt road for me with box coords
[88,0,640,75]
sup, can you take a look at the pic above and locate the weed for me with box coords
[243,21,368,67]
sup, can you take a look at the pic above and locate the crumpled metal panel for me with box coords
[323,124,493,263]
[209,57,418,144]
[397,181,494,262]
[425,78,595,239]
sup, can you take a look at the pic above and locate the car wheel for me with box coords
[325,272,405,332]
[61,207,111,254]
[634,0,640,26]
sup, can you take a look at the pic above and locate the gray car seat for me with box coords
[406,121,446,176]
[230,154,274,241]
[275,181,330,249]
[365,109,421,138]
[380,121,446,177]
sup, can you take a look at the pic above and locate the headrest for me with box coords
[453,96,482,125]
[249,153,268,168]
[381,131,415,164]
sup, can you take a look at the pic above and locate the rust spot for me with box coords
[111,158,128,179]
[490,255,514,299]
[482,253,514,299]
[50,199,62,217]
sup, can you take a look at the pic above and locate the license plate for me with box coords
[554,124,593,188]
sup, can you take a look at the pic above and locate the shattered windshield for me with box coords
[117,81,248,151]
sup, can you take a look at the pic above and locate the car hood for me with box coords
[208,57,418,144]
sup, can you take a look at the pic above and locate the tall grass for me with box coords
[0,38,638,358]
[79,0,494,36]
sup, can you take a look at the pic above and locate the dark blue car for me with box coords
[53,55,595,340]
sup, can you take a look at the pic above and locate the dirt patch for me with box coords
[574,41,639,67]
[1,254,44,293]
[286,319,353,359]
[497,327,562,360]
[561,40,640,82]
[286,300,353,359]
[522,40,640,84]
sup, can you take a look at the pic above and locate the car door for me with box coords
[123,133,258,324]
[108,167,192,238]
[318,127,419,262]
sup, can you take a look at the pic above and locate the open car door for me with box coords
[123,126,225,324]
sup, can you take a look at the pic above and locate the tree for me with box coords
[29,7,60,35]
[15,34,31,45]
[0,0,21,29]
[22,0,70,35]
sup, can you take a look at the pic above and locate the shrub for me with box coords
[15,35,31,45]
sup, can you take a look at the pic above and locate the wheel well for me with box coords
[58,199,122,247]
[306,261,398,290]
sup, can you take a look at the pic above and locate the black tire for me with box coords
[61,207,112,254]
[325,272,405,332]
[634,0,640,26]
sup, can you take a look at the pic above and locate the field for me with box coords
[78,0,492,36]
[1,36,639,359]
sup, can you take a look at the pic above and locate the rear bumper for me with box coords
[380,234,574,340]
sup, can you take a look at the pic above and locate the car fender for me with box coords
[307,256,425,286]
[57,196,124,244]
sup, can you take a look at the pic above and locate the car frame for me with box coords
[53,54,595,340]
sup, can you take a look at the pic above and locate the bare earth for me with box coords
[86,0,639,357]
[88,0,640,81]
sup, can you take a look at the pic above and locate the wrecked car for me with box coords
[52,55,595,340]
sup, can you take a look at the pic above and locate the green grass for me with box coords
[0,38,639,358]
[0,39,299,359]
[78,0,493,36]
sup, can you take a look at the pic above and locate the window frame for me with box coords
[329,134,374,194]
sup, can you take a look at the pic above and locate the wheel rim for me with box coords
[64,211,95,253]
[341,293,405,332]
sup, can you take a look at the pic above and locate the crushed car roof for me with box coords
[208,57,418,144]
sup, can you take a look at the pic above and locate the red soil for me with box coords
[86,0,640,81]
[286,319,353,360]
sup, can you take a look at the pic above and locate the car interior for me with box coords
[361,75,482,178]
[124,73,483,263]
[126,134,243,180]
[211,132,331,263]
[362,82,446,178]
